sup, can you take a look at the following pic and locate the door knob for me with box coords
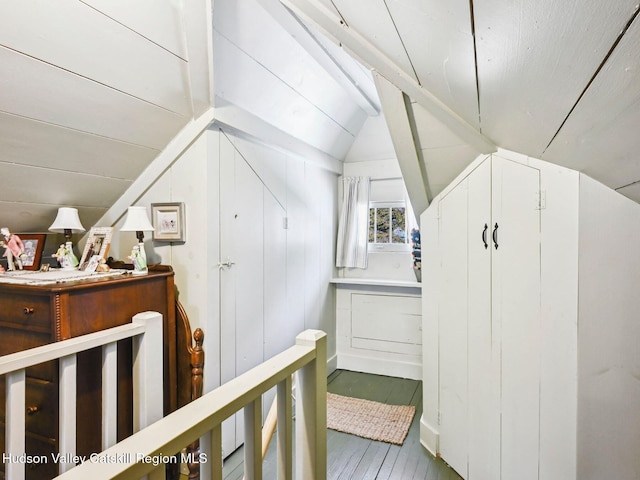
[217,259,236,269]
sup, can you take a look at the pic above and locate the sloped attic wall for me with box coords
[212,0,369,160]
[0,0,211,235]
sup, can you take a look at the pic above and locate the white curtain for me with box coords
[336,176,370,268]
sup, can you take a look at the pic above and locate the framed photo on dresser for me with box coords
[17,233,47,270]
[79,227,113,270]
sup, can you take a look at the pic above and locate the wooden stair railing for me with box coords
[176,298,205,480]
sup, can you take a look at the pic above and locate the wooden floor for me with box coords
[223,370,462,480]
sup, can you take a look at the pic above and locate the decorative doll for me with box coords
[1,227,27,270]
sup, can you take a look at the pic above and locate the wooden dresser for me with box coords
[0,267,176,480]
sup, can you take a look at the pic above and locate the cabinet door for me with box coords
[467,160,499,480]
[219,139,287,455]
[438,174,471,477]
[492,157,541,480]
[437,156,540,480]
[220,142,265,454]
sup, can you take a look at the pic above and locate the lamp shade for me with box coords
[120,206,154,232]
[49,207,85,233]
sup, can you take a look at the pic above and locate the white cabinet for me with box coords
[421,150,640,480]
[333,279,422,380]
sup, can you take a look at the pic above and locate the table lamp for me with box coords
[120,206,154,274]
[49,207,85,269]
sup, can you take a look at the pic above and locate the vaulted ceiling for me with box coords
[280,0,640,203]
[2,0,640,237]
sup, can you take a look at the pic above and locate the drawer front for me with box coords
[0,377,57,440]
[0,330,56,381]
[0,428,57,480]
[0,294,51,330]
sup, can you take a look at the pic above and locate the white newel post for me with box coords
[132,311,165,480]
[5,370,26,480]
[59,354,78,475]
[101,342,118,449]
[294,330,327,480]
[244,397,263,480]
[277,375,293,480]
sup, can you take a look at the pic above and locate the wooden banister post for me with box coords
[244,397,263,480]
[102,342,118,450]
[294,330,327,480]
[5,370,26,480]
[277,376,293,480]
[59,354,78,475]
[132,311,164,431]
[188,328,205,480]
[133,311,165,480]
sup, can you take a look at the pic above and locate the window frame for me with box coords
[368,201,412,253]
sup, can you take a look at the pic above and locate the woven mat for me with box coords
[326,392,416,445]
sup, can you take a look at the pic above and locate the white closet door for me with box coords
[263,190,287,360]
[219,140,288,455]
[467,160,499,480]
[219,146,265,454]
[438,177,470,477]
[492,158,541,480]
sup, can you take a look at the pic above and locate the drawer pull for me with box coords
[23,307,35,315]
[26,405,40,415]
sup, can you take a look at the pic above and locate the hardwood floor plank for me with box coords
[327,430,370,478]
[223,370,464,480]
[335,436,374,479]
[350,441,392,480]
[376,443,402,479]
[328,368,344,383]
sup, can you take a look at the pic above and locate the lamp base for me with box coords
[128,242,148,275]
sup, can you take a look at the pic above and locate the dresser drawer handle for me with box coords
[26,405,40,415]
[23,307,35,315]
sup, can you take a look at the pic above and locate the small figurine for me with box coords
[1,227,27,271]
[53,243,68,268]
[95,258,111,273]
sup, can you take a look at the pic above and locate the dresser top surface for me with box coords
[0,267,173,294]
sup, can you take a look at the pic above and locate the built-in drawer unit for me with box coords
[333,278,422,380]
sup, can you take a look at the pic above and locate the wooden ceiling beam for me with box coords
[373,71,431,218]
[279,0,496,154]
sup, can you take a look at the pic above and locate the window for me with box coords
[369,201,410,251]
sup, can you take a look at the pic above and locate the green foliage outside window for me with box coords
[369,206,407,245]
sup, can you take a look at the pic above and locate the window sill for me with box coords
[330,277,422,289]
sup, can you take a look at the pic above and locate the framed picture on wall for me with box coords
[151,202,185,242]
[79,227,113,270]
[17,233,47,270]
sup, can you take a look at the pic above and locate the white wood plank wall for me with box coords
[0,0,208,232]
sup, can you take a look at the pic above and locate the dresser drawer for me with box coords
[0,377,57,441]
[0,428,57,480]
[0,294,51,330]
[0,330,56,381]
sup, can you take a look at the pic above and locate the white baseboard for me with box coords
[327,353,338,376]
[420,415,439,456]
[337,352,422,380]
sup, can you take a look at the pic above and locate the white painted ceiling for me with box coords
[280,0,640,202]
[3,0,640,239]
